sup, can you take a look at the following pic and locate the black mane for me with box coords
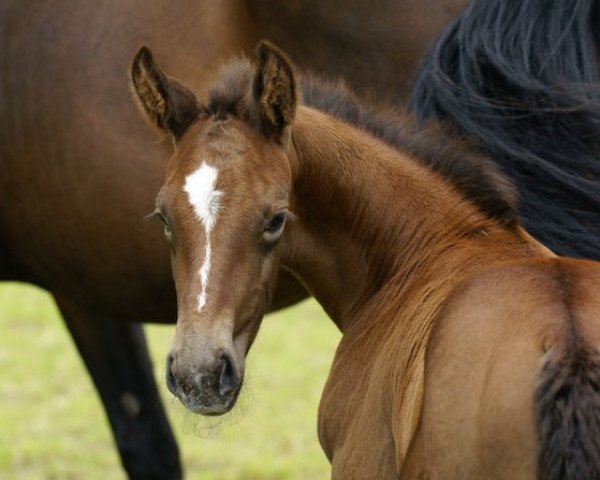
[206,58,519,227]
[411,0,600,259]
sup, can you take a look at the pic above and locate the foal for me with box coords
[130,42,600,478]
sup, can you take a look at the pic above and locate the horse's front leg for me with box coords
[54,295,182,480]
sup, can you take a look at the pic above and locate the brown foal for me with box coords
[130,42,600,479]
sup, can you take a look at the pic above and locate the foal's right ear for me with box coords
[252,40,298,141]
[130,46,200,139]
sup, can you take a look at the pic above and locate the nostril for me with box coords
[218,353,237,397]
[166,353,179,395]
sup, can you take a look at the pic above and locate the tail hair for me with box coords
[536,346,600,479]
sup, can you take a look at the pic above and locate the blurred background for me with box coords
[0,283,339,479]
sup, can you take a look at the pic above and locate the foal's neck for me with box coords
[282,107,533,331]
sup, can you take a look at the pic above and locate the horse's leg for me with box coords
[54,295,181,480]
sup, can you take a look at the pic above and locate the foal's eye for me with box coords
[263,212,286,239]
[265,213,285,232]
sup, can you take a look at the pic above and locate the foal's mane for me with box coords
[205,58,519,227]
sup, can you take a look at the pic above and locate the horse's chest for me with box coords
[318,341,398,479]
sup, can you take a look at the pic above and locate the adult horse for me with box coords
[130,41,600,479]
[2,0,599,477]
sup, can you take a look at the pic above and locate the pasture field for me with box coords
[0,283,340,479]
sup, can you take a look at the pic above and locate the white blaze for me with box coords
[184,162,223,311]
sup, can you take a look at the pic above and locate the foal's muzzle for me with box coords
[166,351,241,415]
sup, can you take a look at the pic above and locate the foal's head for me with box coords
[130,43,298,414]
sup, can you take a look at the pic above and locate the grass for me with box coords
[0,283,340,479]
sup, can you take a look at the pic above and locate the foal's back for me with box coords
[403,257,600,479]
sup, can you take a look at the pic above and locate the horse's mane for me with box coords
[206,59,519,228]
[411,0,600,260]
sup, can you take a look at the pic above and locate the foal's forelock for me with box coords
[183,161,223,312]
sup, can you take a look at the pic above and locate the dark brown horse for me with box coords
[131,41,600,479]
[3,0,599,477]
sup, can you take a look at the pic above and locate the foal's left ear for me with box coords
[130,46,200,139]
[252,40,298,140]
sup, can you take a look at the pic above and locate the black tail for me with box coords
[410,0,600,260]
[536,346,600,479]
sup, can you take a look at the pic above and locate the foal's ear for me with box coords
[252,40,298,140]
[130,46,200,139]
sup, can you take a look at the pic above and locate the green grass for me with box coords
[0,283,340,479]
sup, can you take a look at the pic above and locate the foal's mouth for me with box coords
[180,395,237,416]
[176,378,244,416]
